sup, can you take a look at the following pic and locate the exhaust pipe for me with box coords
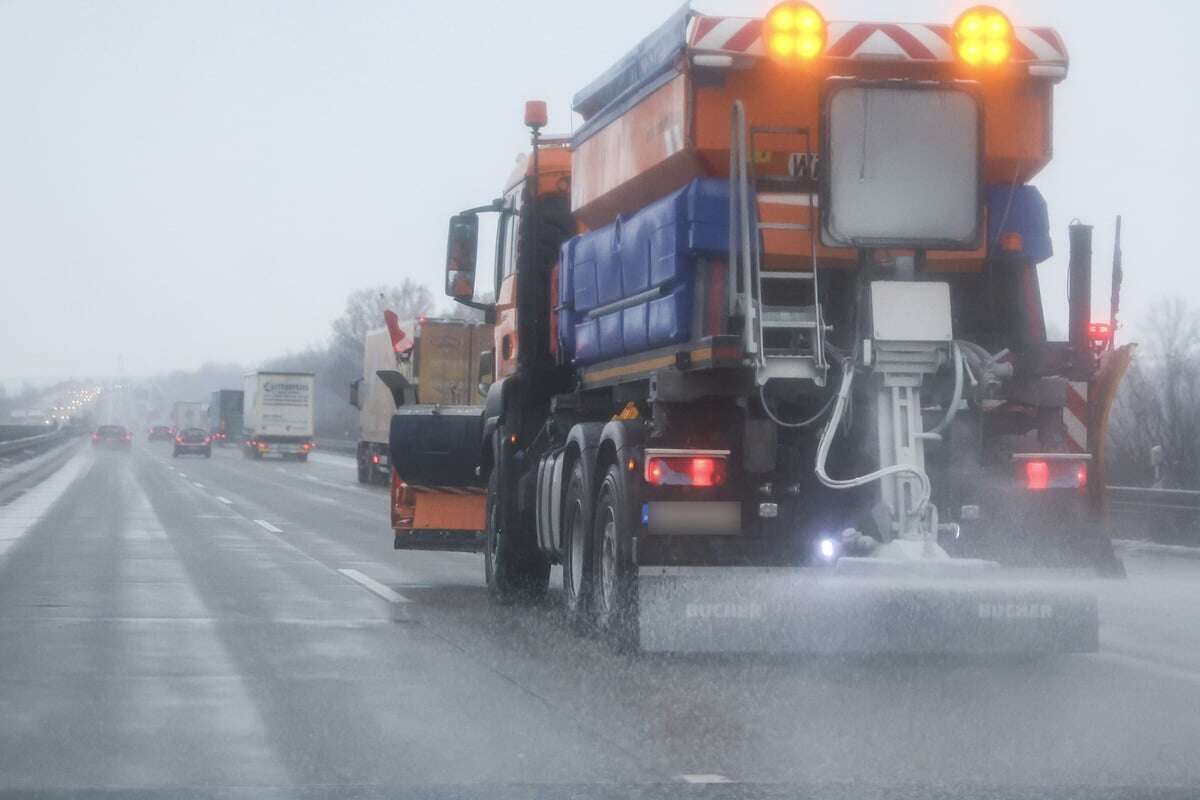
[1068,222,1093,366]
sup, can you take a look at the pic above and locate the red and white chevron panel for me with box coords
[1064,381,1089,453]
[688,17,1068,66]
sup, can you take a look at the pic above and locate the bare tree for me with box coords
[1108,298,1200,488]
[331,281,434,357]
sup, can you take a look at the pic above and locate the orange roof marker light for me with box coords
[954,6,1013,66]
[765,2,826,62]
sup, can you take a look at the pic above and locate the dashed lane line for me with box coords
[338,568,411,604]
[254,519,283,534]
[215,496,233,505]
[679,775,732,784]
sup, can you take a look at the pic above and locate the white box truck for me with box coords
[242,371,315,461]
[170,401,207,434]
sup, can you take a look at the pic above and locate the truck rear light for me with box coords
[1014,454,1090,492]
[954,6,1012,66]
[175,436,184,444]
[765,2,826,61]
[644,452,728,488]
[1088,321,1113,352]
[91,433,99,442]
[203,437,211,444]
[1025,460,1049,491]
[371,454,380,464]
[257,442,268,450]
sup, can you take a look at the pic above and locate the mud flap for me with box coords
[637,565,1098,655]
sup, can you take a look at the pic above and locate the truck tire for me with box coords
[253,449,263,461]
[592,463,638,652]
[297,454,308,462]
[484,470,549,604]
[356,451,369,483]
[561,458,593,632]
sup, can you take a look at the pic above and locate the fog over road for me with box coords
[2,391,1200,796]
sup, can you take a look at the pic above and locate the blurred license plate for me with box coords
[276,445,297,453]
[647,501,740,535]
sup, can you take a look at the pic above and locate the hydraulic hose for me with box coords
[922,343,964,440]
[813,357,932,514]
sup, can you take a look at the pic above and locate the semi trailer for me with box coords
[242,371,315,461]
[389,3,1133,654]
[208,389,244,445]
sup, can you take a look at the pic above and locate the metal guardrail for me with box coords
[0,430,66,458]
[1108,485,1200,547]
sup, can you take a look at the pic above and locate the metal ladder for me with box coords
[728,101,827,387]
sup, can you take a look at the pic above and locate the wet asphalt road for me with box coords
[2,409,1200,795]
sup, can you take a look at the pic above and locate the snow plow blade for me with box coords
[636,564,1099,655]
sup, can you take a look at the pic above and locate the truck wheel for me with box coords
[592,463,638,652]
[561,459,593,632]
[296,454,308,463]
[356,456,369,484]
[253,449,263,461]
[484,471,549,604]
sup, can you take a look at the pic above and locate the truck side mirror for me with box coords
[445,214,479,301]
[349,378,362,410]
[477,350,494,398]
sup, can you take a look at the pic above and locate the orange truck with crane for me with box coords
[389,4,1132,653]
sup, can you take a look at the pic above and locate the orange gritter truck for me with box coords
[388,4,1133,654]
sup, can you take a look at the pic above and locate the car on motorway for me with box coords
[91,424,132,449]
[173,427,212,458]
[147,424,173,441]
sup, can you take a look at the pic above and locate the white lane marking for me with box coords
[177,472,187,478]
[680,775,732,784]
[254,519,283,533]
[0,449,91,562]
[276,468,288,474]
[193,482,205,489]
[215,496,233,505]
[338,568,411,604]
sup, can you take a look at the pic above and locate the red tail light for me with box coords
[175,436,184,444]
[1088,321,1113,353]
[203,437,211,444]
[371,455,380,464]
[1025,460,1049,491]
[644,454,728,488]
[91,433,99,442]
[1017,456,1088,491]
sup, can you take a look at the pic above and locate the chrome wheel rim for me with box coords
[600,508,617,612]
[568,500,585,597]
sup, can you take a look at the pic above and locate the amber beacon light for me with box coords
[765,2,826,61]
[954,6,1013,66]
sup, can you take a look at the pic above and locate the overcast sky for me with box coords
[1,0,1195,384]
